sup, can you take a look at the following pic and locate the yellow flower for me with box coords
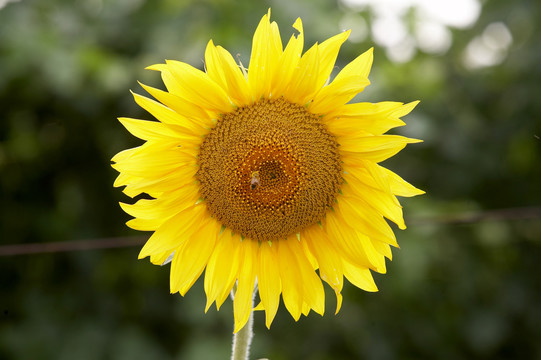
[112,11,424,333]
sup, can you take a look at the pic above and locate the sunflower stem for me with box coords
[231,284,257,360]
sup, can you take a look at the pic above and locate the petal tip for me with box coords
[145,64,165,71]
[292,17,303,34]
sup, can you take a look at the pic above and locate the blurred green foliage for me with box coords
[1,0,540,359]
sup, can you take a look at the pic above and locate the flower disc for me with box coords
[197,98,342,241]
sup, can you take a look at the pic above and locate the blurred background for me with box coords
[1,0,540,359]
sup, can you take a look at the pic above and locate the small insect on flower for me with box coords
[112,10,424,333]
[250,171,261,190]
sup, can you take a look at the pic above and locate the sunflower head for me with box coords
[112,10,424,332]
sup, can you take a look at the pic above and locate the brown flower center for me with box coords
[197,98,341,241]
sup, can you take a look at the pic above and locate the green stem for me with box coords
[230,284,257,360]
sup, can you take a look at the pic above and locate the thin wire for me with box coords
[406,206,541,226]
[0,236,147,256]
[1,206,540,256]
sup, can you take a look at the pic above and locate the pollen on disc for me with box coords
[197,98,342,241]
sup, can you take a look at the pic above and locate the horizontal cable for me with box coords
[0,236,148,256]
[0,206,540,256]
[406,206,541,226]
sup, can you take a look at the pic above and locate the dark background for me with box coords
[1,0,540,359]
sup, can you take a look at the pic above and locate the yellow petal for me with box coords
[343,260,378,292]
[303,225,343,291]
[286,237,325,316]
[248,11,282,100]
[324,210,379,270]
[204,231,241,311]
[309,46,372,116]
[170,217,221,295]
[347,161,399,207]
[118,117,192,142]
[391,100,420,118]
[215,234,246,309]
[112,137,195,163]
[111,138,186,163]
[339,101,403,118]
[271,18,304,97]
[335,194,398,247]
[302,225,344,315]
[113,171,137,188]
[299,234,318,270]
[334,47,373,81]
[121,183,198,225]
[111,145,140,164]
[356,231,387,274]
[150,250,174,266]
[340,135,422,163]
[126,217,166,231]
[284,43,320,105]
[125,191,199,231]
[325,115,405,137]
[205,40,251,107]
[146,63,182,94]
[325,100,418,135]
[233,240,258,333]
[257,241,282,328]
[301,302,311,317]
[358,159,393,194]
[277,240,303,321]
[120,167,198,199]
[310,75,370,114]
[253,302,264,311]
[205,40,229,93]
[247,12,270,99]
[352,158,424,198]
[160,60,234,114]
[372,240,393,260]
[315,30,350,88]
[112,148,197,180]
[327,114,402,138]
[379,165,425,197]
[269,20,284,66]
[137,204,206,258]
[342,174,406,230]
[132,92,208,132]
[139,83,213,130]
[266,21,284,70]
[334,291,343,315]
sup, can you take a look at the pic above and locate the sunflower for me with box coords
[112,11,424,333]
